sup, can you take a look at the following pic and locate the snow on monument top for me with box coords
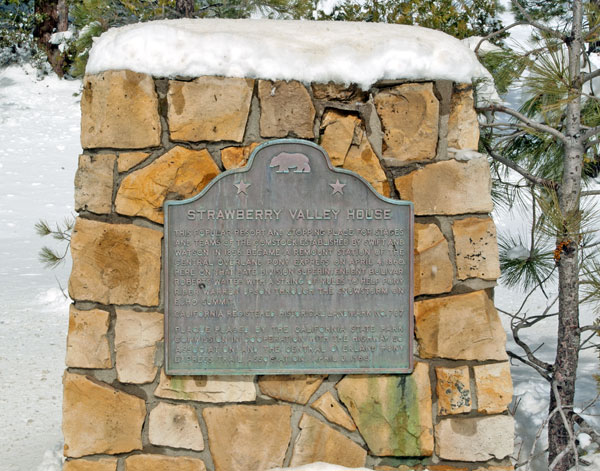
[86,18,489,89]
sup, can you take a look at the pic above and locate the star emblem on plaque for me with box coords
[234,180,251,195]
[163,139,414,376]
[329,179,346,195]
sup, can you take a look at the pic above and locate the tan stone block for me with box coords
[155,369,256,402]
[115,309,163,384]
[117,151,150,173]
[376,466,469,471]
[452,217,500,281]
[414,223,453,296]
[258,374,326,404]
[115,146,220,224]
[125,454,206,471]
[343,126,390,197]
[258,80,315,138]
[74,154,115,214]
[311,82,368,102]
[290,413,367,468]
[81,71,161,149]
[435,415,514,461]
[320,110,361,166]
[68,218,162,306]
[310,391,356,431]
[415,291,507,361]
[474,467,514,471]
[203,404,291,471]
[149,402,204,451]
[374,83,439,162]
[66,306,111,369]
[64,458,117,471]
[435,366,471,415]
[394,158,493,215]
[221,142,259,170]
[62,372,145,458]
[448,84,479,150]
[167,76,253,142]
[336,362,433,456]
[473,362,513,414]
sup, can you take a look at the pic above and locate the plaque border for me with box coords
[164,139,414,375]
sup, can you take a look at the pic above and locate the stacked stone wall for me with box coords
[64,69,514,471]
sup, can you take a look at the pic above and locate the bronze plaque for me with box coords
[164,140,413,375]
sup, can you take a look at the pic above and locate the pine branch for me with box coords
[511,0,565,41]
[483,141,558,189]
[478,104,567,141]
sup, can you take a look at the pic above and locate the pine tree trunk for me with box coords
[176,0,195,17]
[57,0,68,32]
[33,0,68,76]
[547,1,583,469]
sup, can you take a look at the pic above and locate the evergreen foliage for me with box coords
[321,0,504,39]
[0,0,47,68]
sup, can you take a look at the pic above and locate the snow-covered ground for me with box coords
[0,65,79,471]
[0,61,598,470]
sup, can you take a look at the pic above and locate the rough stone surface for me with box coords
[435,366,471,415]
[342,125,390,197]
[115,309,163,384]
[258,80,315,138]
[115,146,220,224]
[415,291,507,361]
[319,110,361,166]
[149,402,204,451]
[473,362,513,414]
[167,77,253,142]
[203,405,291,471]
[125,455,206,471]
[62,372,145,458]
[69,218,162,306]
[74,154,115,214]
[414,223,453,296]
[448,84,479,150]
[374,83,439,162]
[258,374,326,404]
[435,415,514,461]
[64,458,118,471]
[221,142,259,170]
[289,413,367,468]
[474,467,514,471]
[155,369,256,402]
[65,306,111,369]
[310,391,356,431]
[394,158,493,215]
[311,82,368,102]
[81,71,161,149]
[452,217,501,281]
[375,466,468,471]
[117,151,150,172]
[336,362,433,456]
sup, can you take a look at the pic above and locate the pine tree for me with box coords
[477,1,600,469]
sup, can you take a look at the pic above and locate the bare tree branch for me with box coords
[478,104,567,141]
[581,190,600,196]
[508,351,552,381]
[474,21,528,54]
[549,382,579,470]
[582,124,600,141]
[483,142,558,189]
[511,0,566,40]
